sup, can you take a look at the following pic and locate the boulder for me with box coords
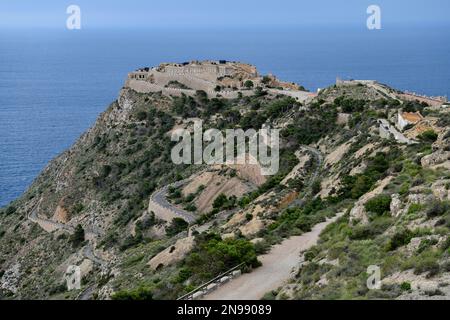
[390,193,403,217]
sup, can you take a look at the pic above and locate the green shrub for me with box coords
[184,203,197,212]
[174,268,192,284]
[407,203,423,216]
[440,236,450,250]
[365,194,391,216]
[120,233,144,251]
[417,238,438,254]
[69,224,85,248]
[111,286,153,300]
[72,203,84,214]
[213,193,228,209]
[165,218,189,237]
[400,282,411,291]
[426,201,450,218]
[244,80,254,89]
[4,205,16,215]
[349,217,392,240]
[414,255,440,277]
[212,194,236,211]
[183,233,259,284]
[418,130,438,143]
[386,228,414,251]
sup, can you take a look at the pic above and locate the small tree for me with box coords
[70,224,85,248]
[5,205,16,215]
[418,130,438,143]
[165,218,189,237]
[365,194,391,216]
[244,80,254,89]
[262,76,271,85]
[213,193,228,209]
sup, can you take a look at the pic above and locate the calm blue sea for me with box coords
[1,25,449,207]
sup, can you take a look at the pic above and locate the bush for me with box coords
[174,268,192,284]
[120,233,143,251]
[212,194,236,211]
[417,238,438,254]
[440,236,450,250]
[365,194,391,216]
[184,203,197,212]
[244,80,254,89]
[349,217,392,240]
[184,233,259,283]
[418,130,438,143]
[413,253,440,277]
[136,111,147,121]
[386,228,414,251]
[165,218,189,237]
[4,205,16,215]
[400,282,411,291]
[70,224,85,248]
[111,286,153,300]
[426,201,450,218]
[72,203,84,214]
[213,193,228,209]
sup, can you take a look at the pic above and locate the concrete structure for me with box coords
[400,92,448,107]
[397,111,424,131]
[125,60,311,100]
[336,77,378,86]
[127,61,259,95]
[378,119,416,145]
[177,265,244,300]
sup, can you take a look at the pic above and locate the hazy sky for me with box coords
[0,0,449,29]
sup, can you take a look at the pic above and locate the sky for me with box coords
[0,0,449,29]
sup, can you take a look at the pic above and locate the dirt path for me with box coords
[203,212,343,300]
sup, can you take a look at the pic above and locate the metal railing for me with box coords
[177,262,246,300]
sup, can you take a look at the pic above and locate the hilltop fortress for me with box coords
[125,60,313,101]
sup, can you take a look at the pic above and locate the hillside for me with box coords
[1,62,449,300]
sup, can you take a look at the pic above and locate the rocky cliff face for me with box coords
[1,73,449,300]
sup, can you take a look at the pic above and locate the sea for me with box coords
[1,25,449,207]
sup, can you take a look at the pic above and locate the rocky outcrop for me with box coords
[53,201,70,223]
[390,193,403,217]
[431,180,450,201]
[0,263,21,294]
[421,150,450,169]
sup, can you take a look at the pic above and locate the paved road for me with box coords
[28,199,74,233]
[28,199,107,266]
[150,179,197,224]
[203,212,344,300]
